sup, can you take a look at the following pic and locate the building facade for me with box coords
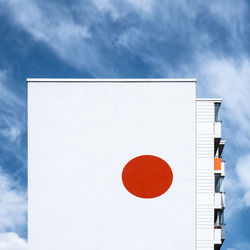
[196,99,225,250]
[28,79,225,250]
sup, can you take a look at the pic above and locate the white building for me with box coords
[28,79,225,250]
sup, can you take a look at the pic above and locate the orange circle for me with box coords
[122,155,173,199]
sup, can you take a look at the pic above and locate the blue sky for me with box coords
[0,0,250,249]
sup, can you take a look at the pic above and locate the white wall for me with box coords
[28,79,196,250]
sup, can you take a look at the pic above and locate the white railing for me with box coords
[221,192,225,207]
[214,192,225,209]
[214,227,222,244]
[214,225,225,244]
[221,161,225,176]
[214,121,222,137]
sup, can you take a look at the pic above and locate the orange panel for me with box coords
[214,158,221,170]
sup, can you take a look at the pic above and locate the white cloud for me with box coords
[91,0,122,20]
[92,0,154,18]
[6,0,91,42]
[236,154,250,205]
[0,233,27,250]
[116,27,143,50]
[236,154,250,190]
[208,0,247,38]
[0,168,27,234]
[197,56,250,146]
[0,127,21,143]
[126,0,155,14]
[220,153,250,219]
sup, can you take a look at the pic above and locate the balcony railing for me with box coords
[214,121,222,138]
[221,161,225,176]
[214,224,225,244]
[214,192,226,209]
[214,160,225,176]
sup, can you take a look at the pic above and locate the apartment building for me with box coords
[28,79,225,250]
[196,99,225,250]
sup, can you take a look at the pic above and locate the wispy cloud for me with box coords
[0,71,26,176]
[0,71,24,143]
[92,0,155,18]
[236,154,250,206]
[207,0,247,42]
[0,168,27,236]
[2,0,110,75]
[2,0,248,77]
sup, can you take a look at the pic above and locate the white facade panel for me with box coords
[196,100,216,249]
[197,228,214,240]
[197,123,214,135]
[28,80,196,250]
[197,193,214,205]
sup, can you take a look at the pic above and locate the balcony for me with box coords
[214,224,225,244]
[214,160,225,176]
[214,121,222,138]
[214,192,225,209]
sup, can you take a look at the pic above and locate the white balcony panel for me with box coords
[214,122,221,138]
[222,192,226,208]
[214,192,225,209]
[221,161,225,176]
[214,228,222,244]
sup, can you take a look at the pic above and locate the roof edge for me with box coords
[196,98,222,102]
[27,78,197,83]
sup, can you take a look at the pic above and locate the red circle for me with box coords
[122,155,173,199]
